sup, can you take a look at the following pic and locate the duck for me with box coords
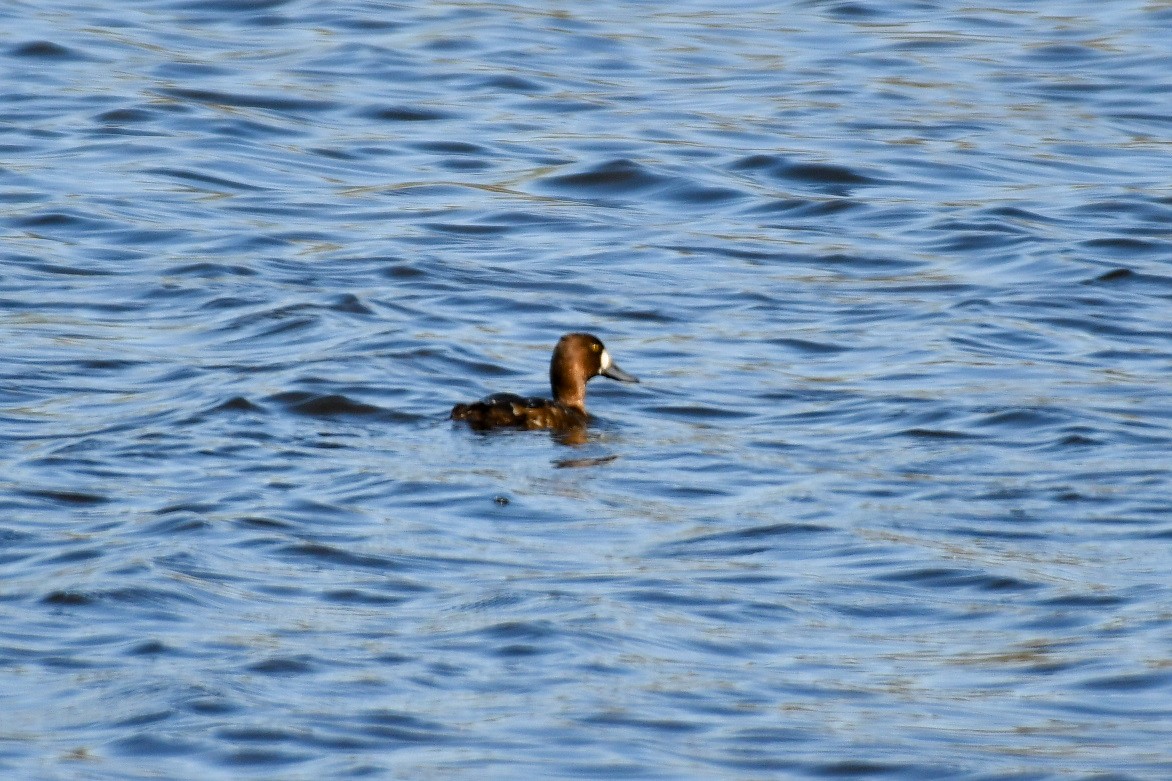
[451,332,639,430]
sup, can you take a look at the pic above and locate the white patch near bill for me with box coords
[600,349,612,371]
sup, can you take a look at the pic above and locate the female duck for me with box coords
[451,333,638,430]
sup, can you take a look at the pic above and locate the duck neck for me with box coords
[551,370,587,413]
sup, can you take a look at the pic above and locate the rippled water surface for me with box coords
[3,1,1171,778]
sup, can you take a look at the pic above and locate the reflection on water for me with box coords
[2,0,1171,778]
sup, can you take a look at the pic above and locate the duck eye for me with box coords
[591,344,600,352]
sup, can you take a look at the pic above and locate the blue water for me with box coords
[2,1,1171,779]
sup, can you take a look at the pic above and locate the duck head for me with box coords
[550,332,639,411]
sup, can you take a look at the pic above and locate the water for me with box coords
[2,1,1171,778]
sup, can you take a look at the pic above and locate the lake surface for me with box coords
[2,1,1171,778]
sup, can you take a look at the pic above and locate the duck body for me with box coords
[451,333,638,431]
[451,393,588,430]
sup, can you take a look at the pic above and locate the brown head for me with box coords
[549,333,639,412]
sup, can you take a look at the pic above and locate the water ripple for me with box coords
[2,1,1171,779]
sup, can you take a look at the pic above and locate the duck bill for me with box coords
[600,363,639,383]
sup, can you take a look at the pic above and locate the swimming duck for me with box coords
[451,332,638,430]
